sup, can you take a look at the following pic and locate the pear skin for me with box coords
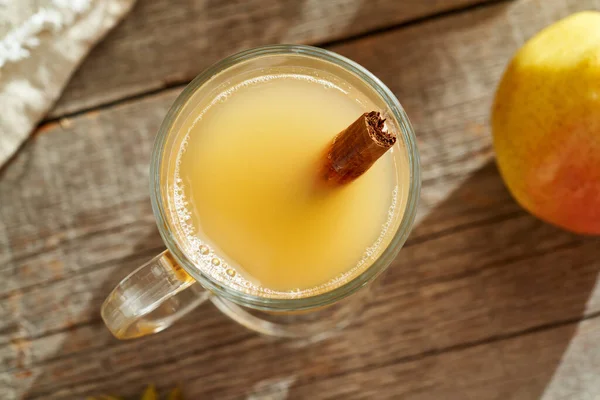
[492,11,600,235]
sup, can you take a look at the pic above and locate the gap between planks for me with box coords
[39,0,509,126]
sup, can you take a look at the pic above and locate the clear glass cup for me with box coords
[101,45,420,340]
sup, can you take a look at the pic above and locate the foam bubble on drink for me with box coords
[171,73,399,299]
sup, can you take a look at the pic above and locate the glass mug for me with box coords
[101,45,420,340]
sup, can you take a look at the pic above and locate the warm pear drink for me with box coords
[171,69,409,297]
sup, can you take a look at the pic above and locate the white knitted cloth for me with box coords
[0,0,136,167]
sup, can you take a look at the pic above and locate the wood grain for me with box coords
[288,317,600,400]
[2,0,600,399]
[48,0,492,118]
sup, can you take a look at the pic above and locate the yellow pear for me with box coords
[492,11,600,234]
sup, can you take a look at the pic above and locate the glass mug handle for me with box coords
[101,250,209,339]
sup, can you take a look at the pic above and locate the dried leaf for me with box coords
[141,385,158,400]
[94,384,180,400]
[167,387,183,400]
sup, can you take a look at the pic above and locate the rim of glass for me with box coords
[150,44,421,311]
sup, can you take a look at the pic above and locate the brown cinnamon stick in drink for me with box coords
[321,111,396,185]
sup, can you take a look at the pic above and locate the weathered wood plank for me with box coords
[287,317,600,400]
[2,0,600,399]
[48,0,492,118]
[2,236,596,398]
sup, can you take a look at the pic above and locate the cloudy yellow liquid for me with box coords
[173,72,405,296]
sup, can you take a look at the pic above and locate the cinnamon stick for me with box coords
[321,111,396,185]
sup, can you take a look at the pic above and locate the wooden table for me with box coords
[2,0,600,398]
